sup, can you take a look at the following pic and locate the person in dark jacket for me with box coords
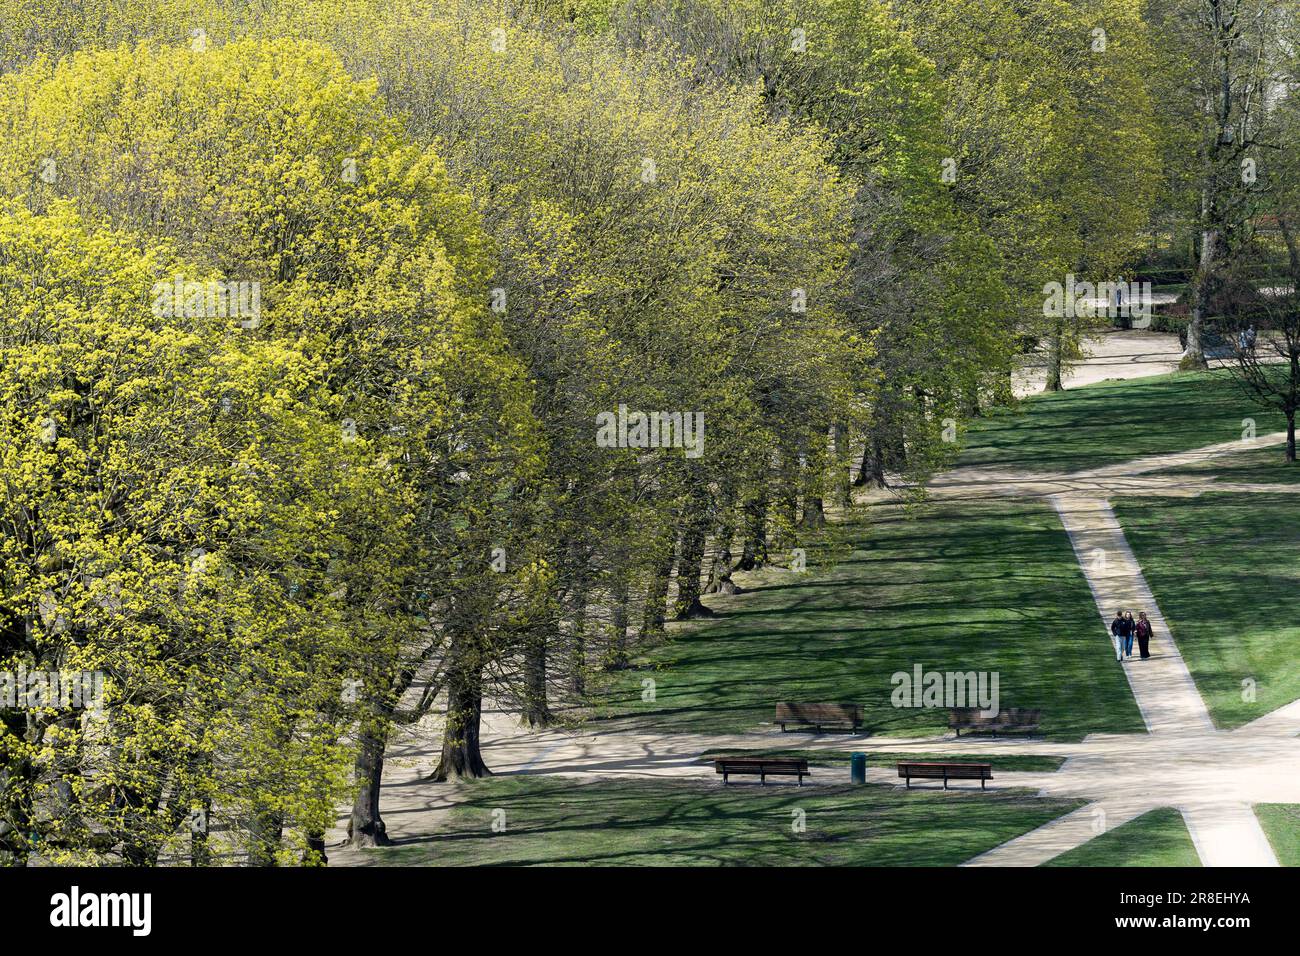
[1135,612,1153,659]
[1110,611,1126,661]
[1122,611,1136,658]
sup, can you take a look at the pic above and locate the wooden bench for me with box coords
[714,756,809,786]
[948,707,1041,736]
[775,702,863,734]
[897,761,992,790]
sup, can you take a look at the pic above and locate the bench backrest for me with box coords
[948,707,1041,726]
[715,757,808,771]
[775,702,862,723]
[897,761,992,778]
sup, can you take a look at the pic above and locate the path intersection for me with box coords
[330,432,1300,867]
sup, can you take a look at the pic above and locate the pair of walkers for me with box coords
[1111,610,1151,660]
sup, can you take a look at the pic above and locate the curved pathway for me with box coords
[329,431,1300,867]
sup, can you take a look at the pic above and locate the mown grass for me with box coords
[594,497,1142,739]
[958,369,1288,475]
[1256,804,1300,866]
[352,776,1082,867]
[1154,443,1300,486]
[1043,808,1201,867]
[1114,492,1300,728]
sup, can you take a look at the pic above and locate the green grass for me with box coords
[355,776,1083,866]
[594,497,1143,739]
[1255,804,1300,865]
[1154,443,1300,486]
[699,749,1066,772]
[958,370,1288,474]
[1043,808,1202,867]
[1114,492,1300,728]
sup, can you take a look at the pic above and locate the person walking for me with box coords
[1122,611,1136,658]
[1110,611,1126,661]
[1135,612,1152,659]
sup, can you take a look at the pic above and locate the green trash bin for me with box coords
[850,752,867,784]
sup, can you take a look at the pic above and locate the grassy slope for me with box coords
[595,498,1143,739]
[359,777,1082,867]
[1256,805,1300,866]
[1155,444,1300,485]
[958,370,1288,474]
[1114,493,1300,728]
[1043,808,1202,867]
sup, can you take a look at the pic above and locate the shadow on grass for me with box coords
[590,497,1141,741]
[360,776,1084,867]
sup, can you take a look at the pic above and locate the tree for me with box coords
[0,199,356,864]
[1212,7,1300,460]
[290,0,863,740]
[1146,0,1288,368]
[0,36,539,854]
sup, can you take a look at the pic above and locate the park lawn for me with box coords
[1153,443,1300,486]
[1113,492,1300,728]
[958,369,1288,475]
[593,497,1143,739]
[357,776,1083,867]
[1043,808,1201,867]
[699,749,1066,772]
[1255,805,1300,865]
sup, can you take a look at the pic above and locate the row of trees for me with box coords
[1149,0,1300,457]
[0,0,1294,864]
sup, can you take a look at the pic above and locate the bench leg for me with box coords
[943,772,949,790]
[905,775,911,789]
[760,771,766,786]
[798,773,804,787]
[981,778,986,791]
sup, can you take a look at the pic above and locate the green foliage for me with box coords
[0,0,1208,864]
[0,35,537,863]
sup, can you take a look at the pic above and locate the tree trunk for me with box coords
[1288,409,1297,463]
[799,428,827,528]
[190,797,213,866]
[640,530,677,639]
[776,447,799,536]
[736,488,768,571]
[704,508,736,594]
[855,430,886,487]
[118,783,164,866]
[889,418,907,472]
[606,578,630,669]
[522,628,551,728]
[302,830,327,866]
[430,651,490,781]
[570,581,588,694]
[1185,213,1214,370]
[247,809,284,866]
[800,495,825,528]
[1045,320,1065,391]
[0,704,33,866]
[348,721,392,846]
[674,490,713,619]
[831,423,853,508]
